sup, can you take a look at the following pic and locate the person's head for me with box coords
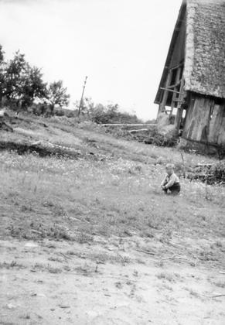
[165,163,174,176]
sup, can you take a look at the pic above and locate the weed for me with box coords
[158,261,164,268]
[41,225,74,241]
[204,183,213,201]
[185,288,200,298]
[120,255,131,264]
[149,152,158,159]
[42,200,55,208]
[133,270,138,277]
[32,263,45,271]
[20,205,34,212]
[140,231,154,238]
[19,314,31,320]
[48,256,64,263]
[199,250,218,262]
[44,243,56,249]
[136,258,145,264]
[0,261,25,269]
[52,204,67,217]
[212,280,225,288]
[163,284,173,291]
[147,220,159,230]
[76,232,94,244]
[66,250,76,256]
[74,264,93,276]
[215,240,223,248]
[48,265,62,274]
[115,281,123,289]
[156,272,175,282]
[9,226,22,237]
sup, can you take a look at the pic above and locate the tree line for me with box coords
[0,45,70,114]
[0,45,147,124]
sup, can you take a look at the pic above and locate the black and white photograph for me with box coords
[0,0,225,324]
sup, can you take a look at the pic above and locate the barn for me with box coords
[154,0,225,155]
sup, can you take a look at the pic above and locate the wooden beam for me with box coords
[100,123,156,127]
[170,67,181,116]
[160,87,180,94]
[158,70,172,115]
[170,61,184,71]
[174,78,185,130]
[166,80,181,89]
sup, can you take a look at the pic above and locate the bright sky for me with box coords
[0,0,181,121]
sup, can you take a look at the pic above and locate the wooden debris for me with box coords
[128,129,149,134]
[212,294,225,299]
[31,229,42,235]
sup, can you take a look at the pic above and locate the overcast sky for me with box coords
[0,0,181,120]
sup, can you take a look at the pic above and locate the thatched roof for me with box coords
[155,0,225,103]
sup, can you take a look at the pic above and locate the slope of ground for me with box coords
[0,114,225,324]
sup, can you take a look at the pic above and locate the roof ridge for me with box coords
[187,0,225,4]
[183,1,197,92]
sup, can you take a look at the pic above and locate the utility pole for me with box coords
[78,76,88,116]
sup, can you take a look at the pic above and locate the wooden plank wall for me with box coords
[209,104,225,145]
[183,93,225,146]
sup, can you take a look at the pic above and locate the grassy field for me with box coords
[0,115,225,324]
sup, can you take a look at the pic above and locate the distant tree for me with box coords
[19,66,48,108]
[4,51,27,101]
[0,46,5,106]
[88,103,120,124]
[0,50,48,110]
[0,45,4,62]
[80,97,142,124]
[0,45,69,113]
[0,45,9,107]
[47,80,70,115]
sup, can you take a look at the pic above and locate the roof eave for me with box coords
[154,1,187,104]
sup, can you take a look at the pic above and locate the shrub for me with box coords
[188,161,225,185]
[80,99,143,124]
[211,161,225,183]
[144,127,178,147]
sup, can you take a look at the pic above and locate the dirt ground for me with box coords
[1,237,225,325]
[0,115,225,325]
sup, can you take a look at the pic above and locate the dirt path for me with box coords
[1,237,225,325]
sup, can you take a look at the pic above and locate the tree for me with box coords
[4,51,27,101]
[0,47,47,109]
[0,45,4,63]
[0,45,6,106]
[78,97,142,124]
[87,102,120,124]
[0,45,70,114]
[19,66,48,108]
[47,80,70,115]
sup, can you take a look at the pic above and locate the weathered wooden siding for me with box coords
[208,104,225,145]
[183,93,225,146]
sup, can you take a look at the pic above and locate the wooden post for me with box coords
[78,76,88,116]
[175,78,185,131]
[158,69,172,116]
[170,67,181,116]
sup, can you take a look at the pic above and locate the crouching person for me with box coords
[161,164,180,195]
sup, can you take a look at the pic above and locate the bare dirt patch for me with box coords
[1,238,225,325]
